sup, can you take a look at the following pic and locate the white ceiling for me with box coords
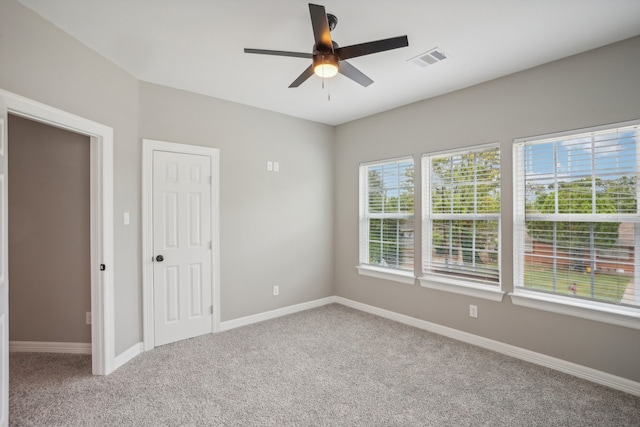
[16,0,640,126]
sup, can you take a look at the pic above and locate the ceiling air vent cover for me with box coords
[409,48,448,68]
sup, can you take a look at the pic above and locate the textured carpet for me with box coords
[9,304,640,426]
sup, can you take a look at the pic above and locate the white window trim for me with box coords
[510,289,640,330]
[512,119,640,328]
[419,275,505,301]
[356,265,416,285]
[357,156,415,283]
[421,143,503,299]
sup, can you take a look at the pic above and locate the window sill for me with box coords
[510,289,640,330]
[356,265,415,285]
[418,275,505,301]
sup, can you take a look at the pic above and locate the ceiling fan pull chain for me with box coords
[320,73,331,101]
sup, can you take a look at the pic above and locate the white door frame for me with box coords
[0,89,115,376]
[142,139,220,350]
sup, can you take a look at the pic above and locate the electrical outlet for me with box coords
[469,305,478,318]
[273,285,279,296]
[86,312,92,325]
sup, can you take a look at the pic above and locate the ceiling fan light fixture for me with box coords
[313,54,339,78]
[314,63,338,78]
[244,3,408,88]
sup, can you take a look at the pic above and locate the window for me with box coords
[358,157,415,284]
[420,144,502,300]
[513,120,640,327]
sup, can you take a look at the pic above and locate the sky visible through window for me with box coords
[524,128,638,210]
[525,130,637,174]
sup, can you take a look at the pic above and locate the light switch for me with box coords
[124,212,130,225]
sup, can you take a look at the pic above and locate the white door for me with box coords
[153,150,213,347]
[0,102,8,426]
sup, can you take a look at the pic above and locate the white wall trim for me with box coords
[125,292,640,396]
[114,342,143,370]
[510,291,640,330]
[9,341,91,354]
[334,296,640,397]
[142,139,221,351]
[219,297,335,331]
[419,276,505,301]
[356,265,415,285]
[0,89,115,376]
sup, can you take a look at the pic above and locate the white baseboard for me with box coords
[110,295,640,397]
[219,296,335,331]
[114,342,143,370]
[9,341,91,354]
[334,296,640,397]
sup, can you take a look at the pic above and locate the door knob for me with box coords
[155,255,164,262]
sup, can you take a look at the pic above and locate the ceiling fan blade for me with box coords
[289,65,315,88]
[309,3,333,51]
[244,48,312,59]
[335,35,408,60]
[339,60,374,87]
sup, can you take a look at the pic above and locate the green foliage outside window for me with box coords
[367,163,414,269]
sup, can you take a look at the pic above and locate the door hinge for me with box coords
[209,241,212,249]
[209,176,212,185]
[209,305,213,314]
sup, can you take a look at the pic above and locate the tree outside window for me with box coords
[516,123,640,307]
[360,158,414,271]
[423,144,501,285]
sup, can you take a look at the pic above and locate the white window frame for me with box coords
[512,119,640,330]
[419,143,504,301]
[357,156,416,285]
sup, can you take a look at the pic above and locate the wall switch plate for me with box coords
[86,312,92,325]
[124,212,130,225]
[273,285,279,296]
[469,305,478,318]
[267,161,273,171]
[273,161,280,172]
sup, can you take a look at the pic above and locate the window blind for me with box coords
[514,122,640,307]
[422,144,501,285]
[359,157,414,271]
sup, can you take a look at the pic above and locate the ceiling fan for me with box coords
[244,3,409,88]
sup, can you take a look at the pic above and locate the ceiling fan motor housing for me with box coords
[313,52,339,66]
[326,13,338,31]
[244,3,409,88]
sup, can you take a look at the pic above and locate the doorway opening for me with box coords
[0,89,114,376]
[8,115,92,361]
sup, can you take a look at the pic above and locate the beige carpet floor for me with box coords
[9,304,640,426]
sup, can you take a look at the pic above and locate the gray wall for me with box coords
[139,83,335,320]
[8,114,91,343]
[0,0,140,354]
[0,0,335,351]
[1,0,639,385]
[334,36,640,382]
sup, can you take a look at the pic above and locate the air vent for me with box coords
[409,48,449,68]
